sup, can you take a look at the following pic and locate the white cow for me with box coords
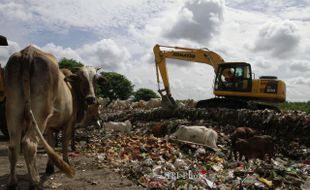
[170,125,219,150]
[103,120,132,133]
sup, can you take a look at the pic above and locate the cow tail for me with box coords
[29,110,75,177]
[21,53,75,177]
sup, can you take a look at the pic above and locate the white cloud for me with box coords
[0,41,21,65]
[253,20,300,58]
[289,61,310,72]
[0,2,32,21]
[1,0,310,102]
[77,39,131,71]
[41,43,82,61]
[164,0,224,43]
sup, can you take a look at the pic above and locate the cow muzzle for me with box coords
[86,96,96,105]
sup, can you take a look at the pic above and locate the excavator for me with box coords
[153,44,286,110]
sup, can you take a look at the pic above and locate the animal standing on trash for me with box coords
[229,127,256,160]
[103,120,132,133]
[234,135,274,162]
[170,125,219,151]
[53,68,102,152]
[5,46,99,189]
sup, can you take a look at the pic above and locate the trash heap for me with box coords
[70,100,310,189]
[74,123,310,189]
[102,107,310,159]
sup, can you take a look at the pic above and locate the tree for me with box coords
[97,72,134,100]
[59,58,84,73]
[133,88,159,101]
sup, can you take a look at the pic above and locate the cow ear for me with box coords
[95,67,102,72]
[97,76,108,86]
[64,74,79,82]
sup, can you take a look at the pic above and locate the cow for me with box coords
[103,120,132,134]
[170,125,219,151]
[55,101,102,152]
[229,127,256,160]
[234,135,274,162]
[53,68,101,151]
[5,46,98,189]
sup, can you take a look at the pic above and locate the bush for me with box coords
[133,88,159,101]
[59,58,84,73]
[96,72,134,100]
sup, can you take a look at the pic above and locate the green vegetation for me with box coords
[59,58,84,73]
[279,101,310,113]
[97,72,134,100]
[133,88,159,101]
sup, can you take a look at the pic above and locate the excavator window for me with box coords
[215,63,252,92]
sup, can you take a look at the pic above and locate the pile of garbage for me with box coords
[74,121,309,189]
[69,100,310,189]
[101,107,310,159]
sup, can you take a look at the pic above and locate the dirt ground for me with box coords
[0,134,145,190]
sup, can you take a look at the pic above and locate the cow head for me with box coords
[65,66,97,105]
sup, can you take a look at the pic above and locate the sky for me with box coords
[0,0,309,102]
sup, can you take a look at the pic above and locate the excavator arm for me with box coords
[153,44,225,108]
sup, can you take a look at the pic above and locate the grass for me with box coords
[279,101,310,114]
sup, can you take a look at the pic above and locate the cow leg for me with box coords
[71,125,76,152]
[7,126,22,189]
[23,110,51,188]
[22,126,40,187]
[6,108,23,189]
[62,123,73,163]
[234,150,238,161]
[45,129,55,175]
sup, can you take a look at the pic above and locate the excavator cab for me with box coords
[214,62,252,92]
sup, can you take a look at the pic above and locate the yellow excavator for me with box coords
[153,44,286,110]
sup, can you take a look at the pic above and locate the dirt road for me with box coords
[0,134,144,190]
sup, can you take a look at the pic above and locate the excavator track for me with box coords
[196,98,280,111]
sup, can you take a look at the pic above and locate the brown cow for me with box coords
[229,127,256,160]
[234,135,274,162]
[5,46,97,189]
[55,68,101,151]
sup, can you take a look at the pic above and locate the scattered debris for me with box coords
[69,102,310,189]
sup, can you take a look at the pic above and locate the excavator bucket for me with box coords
[161,94,178,110]
[0,35,8,46]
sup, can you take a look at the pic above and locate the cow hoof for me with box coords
[28,184,42,190]
[45,165,55,175]
[6,184,19,190]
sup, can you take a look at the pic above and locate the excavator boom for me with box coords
[153,44,225,108]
